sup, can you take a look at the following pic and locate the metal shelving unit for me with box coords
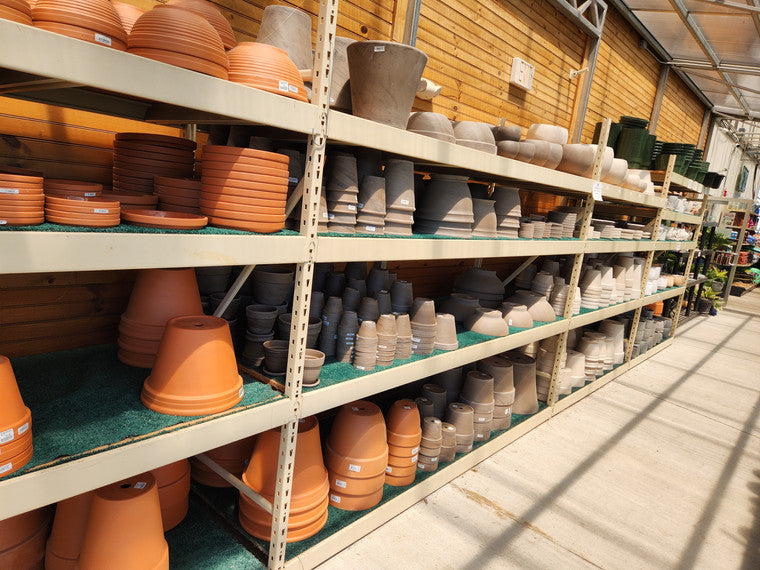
[0,13,705,569]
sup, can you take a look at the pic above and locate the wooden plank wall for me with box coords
[581,6,661,142]
[414,0,586,129]
[655,72,705,145]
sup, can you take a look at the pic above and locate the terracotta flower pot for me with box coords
[190,435,255,487]
[168,0,236,50]
[239,416,328,542]
[0,507,51,570]
[141,316,243,416]
[385,399,422,448]
[347,41,428,129]
[151,459,191,531]
[45,491,93,569]
[78,474,168,570]
[0,355,32,448]
[325,401,388,484]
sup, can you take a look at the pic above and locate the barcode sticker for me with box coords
[330,494,341,503]
[289,177,299,184]
[334,479,347,488]
[412,446,419,454]
[279,80,289,92]
[365,225,376,232]
[95,33,112,46]
[374,45,385,52]
[239,387,245,398]
[348,464,361,473]
[94,208,109,214]
[411,454,418,462]
[386,466,392,473]
[0,221,7,225]
[17,423,29,435]
[347,204,356,211]
[134,481,147,489]
[0,428,13,444]
[0,462,11,475]
[288,85,299,93]
[0,188,19,194]
[592,182,603,201]
[400,199,410,205]
[84,192,97,197]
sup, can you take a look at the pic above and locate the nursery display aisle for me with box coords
[314,289,760,569]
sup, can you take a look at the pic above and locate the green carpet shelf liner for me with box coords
[0,223,300,236]
[6,344,283,478]
[166,496,265,570]
[259,318,564,391]
[193,403,548,562]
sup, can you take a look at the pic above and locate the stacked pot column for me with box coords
[385,400,422,486]
[0,356,33,478]
[417,417,443,472]
[459,371,495,442]
[478,356,515,430]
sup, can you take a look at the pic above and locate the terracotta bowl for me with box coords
[228,42,308,103]
[168,0,235,50]
[33,0,127,48]
[111,1,143,34]
[0,0,32,25]
[452,121,496,154]
[325,400,388,478]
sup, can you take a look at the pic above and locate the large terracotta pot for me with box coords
[239,416,328,542]
[151,459,191,531]
[0,507,51,570]
[347,41,427,129]
[78,474,168,570]
[141,315,243,416]
[45,491,94,569]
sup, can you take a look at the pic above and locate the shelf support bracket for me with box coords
[502,256,537,287]
[194,454,273,513]
[213,265,255,319]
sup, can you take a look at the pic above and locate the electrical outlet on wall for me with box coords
[509,57,534,91]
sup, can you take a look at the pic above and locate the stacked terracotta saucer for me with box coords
[355,175,385,235]
[101,190,157,210]
[417,417,442,472]
[326,401,388,511]
[0,355,33,478]
[44,195,120,227]
[33,0,128,50]
[0,172,44,226]
[112,1,143,34]
[383,159,415,236]
[154,176,201,214]
[326,154,359,233]
[385,400,421,487]
[113,132,196,195]
[0,0,32,25]
[492,186,521,238]
[168,0,236,50]
[200,145,289,232]
[127,5,229,79]
[121,209,207,229]
[375,314,397,367]
[409,298,437,355]
[352,320,377,371]
[227,42,308,102]
[394,313,413,360]
[44,178,102,198]
[118,268,203,368]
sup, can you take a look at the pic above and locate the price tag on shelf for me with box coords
[592,181,603,201]
[675,242,681,252]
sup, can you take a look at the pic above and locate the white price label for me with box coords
[412,446,419,454]
[95,33,112,46]
[0,462,11,475]
[475,433,485,439]
[134,481,147,489]
[288,85,298,93]
[0,188,19,194]
[334,478,347,488]
[93,208,109,214]
[0,221,7,225]
[347,204,356,211]
[348,464,361,473]
[278,80,289,92]
[17,423,29,435]
[84,192,97,197]
[374,45,386,52]
[411,454,418,462]
[386,466,392,473]
[288,177,299,184]
[330,494,341,503]
[592,182,603,201]
[365,225,377,232]
[400,199,410,205]
[238,387,245,398]
[0,428,13,444]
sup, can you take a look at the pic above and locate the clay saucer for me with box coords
[33,1,128,45]
[121,209,207,229]
[158,203,201,215]
[44,206,120,221]
[157,195,199,209]
[202,145,289,165]
[44,178,102,191]
[114,141,196,158]
[200,174,286,191]
[113,162,190,178]
[197,190,284,208]
[45,195,119,209]
[101,191,158,207]
[206,215,284,233]
[154,185,200,199]
[113,147,195,165]
[198,206,284,223]
[154,176,201,189]
[0,195,45,206]
[199,155,290,173]
[167,0,236,50]
[200,170,288,186]
[45,212,119,227]
[0,204,43,215]
[200,183,288,199]
[128,31,229,67]
[0,4,32,25]
[33,20,127,50]
[0,173,43,184]
[127,47,229,79]
[201,162,289,179]
[116,132,197,150]
[0,186,44,196]
[0,213,44,225]
[198,199,283,217]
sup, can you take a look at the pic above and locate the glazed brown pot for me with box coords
[347,41,428,129]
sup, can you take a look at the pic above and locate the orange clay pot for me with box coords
[328,486,383,511]
[0,355,32,448]
[384,462,417,478]
[385,472,416,486]
[45,491,94,569]
[78,474,168,570]
[227,42,308,103]
[111,1,143,34]
[647,301,664,316]
[151,459,190,531]
[142,316,243,416]
[239,416,328,542]
[121,268,203,327]
[0,507,50,552]
[190,436,255,487]
[0,512,50,569]
[385,399,421,447]
[324,401,388,479]
[167,0,236,50]
[0,442,33,478]
[387,444,419,460]
[205,215,285,234]
[386,451,418,469]
[201,145,290,166]
[327,470,385,496]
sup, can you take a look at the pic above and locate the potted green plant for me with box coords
[697,287,722,314]
[706,266,728,293]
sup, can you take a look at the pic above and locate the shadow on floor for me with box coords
[460,313,756,569]
[740,471,760,570]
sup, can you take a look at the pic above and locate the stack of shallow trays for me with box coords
[547,210,576,238]
[154,177,202,214]
[112,133,196,195]
[493,186,521,238]
[0,172,44,226]
[45,195,120,228]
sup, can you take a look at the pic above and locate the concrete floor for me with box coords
[317,289,760,569]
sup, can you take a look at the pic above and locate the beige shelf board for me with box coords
[584,239,695,254]
[551,359,633,415]
[0,231,308,273]
[300,319,568,417]
[0,398,294,520]
[599,186,666,208]
[642,286,686,304]
[569,300,641,329]
[660,210,703,224]
[315,236,583,262]
[650,171,703,193]
[285,405,552,570]
[0,20,320,131]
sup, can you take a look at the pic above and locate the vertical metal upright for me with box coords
[547,119,610,405]
[267,1,338,567]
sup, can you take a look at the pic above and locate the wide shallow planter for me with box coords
[141,315,243,416]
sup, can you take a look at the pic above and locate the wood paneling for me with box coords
[581,6,661,142]
[413,0,586,128]
[656,72,704,145]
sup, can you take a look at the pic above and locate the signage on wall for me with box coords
[510,57,534,91]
